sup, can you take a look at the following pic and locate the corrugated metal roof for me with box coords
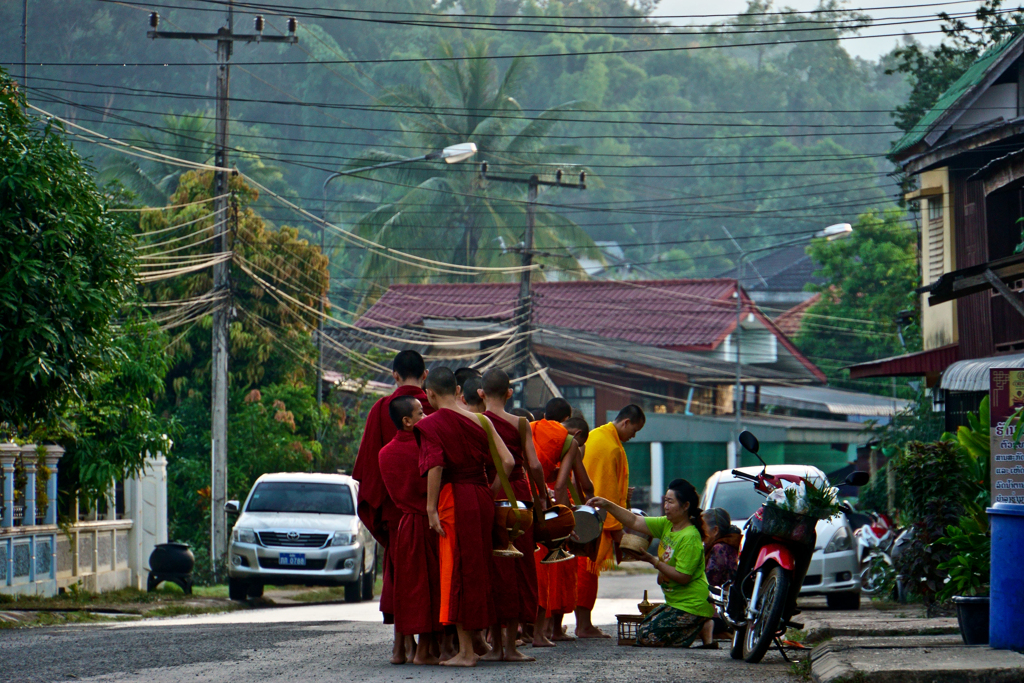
[756,385,909,416]
[357,279,741,350]
[848,344,960,380]
[940,351,1024,392]
[890,36,1021,158]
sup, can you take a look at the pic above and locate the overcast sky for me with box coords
[650,0,985,61]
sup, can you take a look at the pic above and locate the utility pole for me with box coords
[21,0,27,90]
[146,4,297,577]
[480,164,585,387]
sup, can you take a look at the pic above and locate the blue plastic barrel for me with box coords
[988,503,1024,650]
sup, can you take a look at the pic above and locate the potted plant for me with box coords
[935,513,990,645]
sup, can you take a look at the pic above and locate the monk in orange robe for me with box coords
[352,350,433,662]
[419,367,515,668]
[529,398,582,646]
[379,395,439,665]
[575,404,645,639]
[476,368,547,663]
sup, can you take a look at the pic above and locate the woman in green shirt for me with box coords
[587,478,716,648]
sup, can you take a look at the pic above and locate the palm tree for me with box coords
[100,111,286,207]
[328,41,604,306]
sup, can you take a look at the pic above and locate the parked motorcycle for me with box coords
[855,513,896,596]
[711,431,870,663]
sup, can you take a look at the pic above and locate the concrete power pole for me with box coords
[480,164,585,388]
[147,4,297,577]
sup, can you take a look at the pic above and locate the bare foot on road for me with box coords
[575,626,611,639]
[412,654,439,666]
[551,631,576,641]
[503,651,536,662]
[440,652,480,668]
[479,648,504,662]
[531,634,555,647]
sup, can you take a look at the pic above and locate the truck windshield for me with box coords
[246,482,354,515]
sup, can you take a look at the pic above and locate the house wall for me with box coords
[954,170,996,359]
[919,167,958,351]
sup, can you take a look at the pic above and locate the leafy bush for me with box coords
[891,440,971,609]
[935,514,990,600]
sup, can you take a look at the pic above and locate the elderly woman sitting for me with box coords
[701,508,743,642]
[587,479,716,648]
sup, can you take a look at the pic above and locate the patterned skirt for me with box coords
[634,604,710,648]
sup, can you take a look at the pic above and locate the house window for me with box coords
[926,198,945,284]
[559,385,596,428]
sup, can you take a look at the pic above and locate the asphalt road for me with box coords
[0,573,796,683]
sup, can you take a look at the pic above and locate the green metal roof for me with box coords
[890,36,1021,159]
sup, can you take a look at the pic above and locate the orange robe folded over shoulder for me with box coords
[378,429,441,637]
[530,419,572,486]
[416,408,495,631]
[484,411,538,626]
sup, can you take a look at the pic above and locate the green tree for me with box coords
[0,70,135,426]
[794,208,920,391]
[331,40,603,304]
[99,111,288,209]
[888,0,1024,134]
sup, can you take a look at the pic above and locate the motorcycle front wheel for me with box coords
[743,565,790,663]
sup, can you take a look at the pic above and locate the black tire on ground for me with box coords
[228,577,248,602]
[743,565,790,664]
[361,553,376,601]
[730,626,746,660]
[345,565,364,603]
[246,582,264,598]
[826,591,861,610]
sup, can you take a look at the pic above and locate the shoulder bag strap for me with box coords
[474,414,518,508]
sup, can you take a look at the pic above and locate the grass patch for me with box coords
[290,586,349,603]
[785,628,809,643]
[789,656,812,680]
[142,603,240,618]
[0,611,140,630]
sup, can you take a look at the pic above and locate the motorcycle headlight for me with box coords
[332,532,355,547]
[234,527,256,544]
[824,526,852,554]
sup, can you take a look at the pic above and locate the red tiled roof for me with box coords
[358,279,746,350]
[773,294,822,338]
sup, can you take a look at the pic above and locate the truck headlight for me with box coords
[332,532,355,547]
[824,526,852,553]
[234,528,256,544]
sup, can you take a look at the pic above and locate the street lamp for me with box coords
[730,223,853,467]
[316,142,478,413]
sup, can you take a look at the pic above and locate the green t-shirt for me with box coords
[643,517,714,617]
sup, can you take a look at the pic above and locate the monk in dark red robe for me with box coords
[419,367,514,668]
[379,395,440,666]
[478,368,546,663]
[352,350,431,661]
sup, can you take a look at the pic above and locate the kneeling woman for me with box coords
[587,479,715,648]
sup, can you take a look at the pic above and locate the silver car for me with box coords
[700,465,861,610]
[225,472,377,602]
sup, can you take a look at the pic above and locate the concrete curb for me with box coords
[811,636,1024,683]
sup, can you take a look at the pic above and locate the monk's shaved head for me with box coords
[481,368,511,397]
[544,397,572,422]
[388,395,420,430]
[462,376,484,407]
[454,367,481,389]
[425,367,457,396]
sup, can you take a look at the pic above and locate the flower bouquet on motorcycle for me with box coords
[711,431,870,663]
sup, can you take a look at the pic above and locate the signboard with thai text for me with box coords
[989,368,1024,505]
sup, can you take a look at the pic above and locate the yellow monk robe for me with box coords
[577,421,629,610]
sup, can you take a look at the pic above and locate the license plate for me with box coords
[278,553,306,566]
